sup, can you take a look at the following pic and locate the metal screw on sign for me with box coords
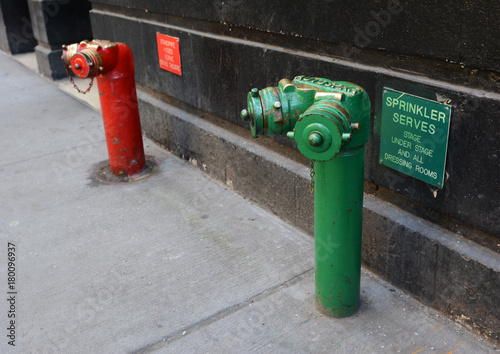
[310,159,316,193]
[64,65,94,94]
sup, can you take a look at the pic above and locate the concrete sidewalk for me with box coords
[0,51,497,353]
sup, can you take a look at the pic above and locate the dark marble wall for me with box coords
[87,1,499,240]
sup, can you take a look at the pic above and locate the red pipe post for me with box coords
[62,40,145,176]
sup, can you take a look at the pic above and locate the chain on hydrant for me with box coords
[64,64,94,94]
[309,159,315,193]
[61,40,145,176]
[241,76,371,317]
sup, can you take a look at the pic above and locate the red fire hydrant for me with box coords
[62,40,145,176]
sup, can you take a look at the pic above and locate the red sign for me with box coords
[156,33,182,76]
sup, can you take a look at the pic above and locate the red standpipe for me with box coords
[62,40,145,176]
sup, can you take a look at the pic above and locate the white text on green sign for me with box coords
[379,89,451,188]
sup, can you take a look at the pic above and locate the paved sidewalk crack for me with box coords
[131,268,314,353]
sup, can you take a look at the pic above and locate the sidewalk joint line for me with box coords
[130,267,314,353]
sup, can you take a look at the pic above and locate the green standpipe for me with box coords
[241,76,371,317]
[314,147,365,317]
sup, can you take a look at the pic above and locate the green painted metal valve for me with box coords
[241,75,370,161]
[241,76,371,317]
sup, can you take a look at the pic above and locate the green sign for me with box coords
[379,88,451,188]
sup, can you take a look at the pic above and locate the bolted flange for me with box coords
[293,101,351,161]
[244,87,264,137]
[70,48,102,79]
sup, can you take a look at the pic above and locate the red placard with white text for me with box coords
[156,33,182,76]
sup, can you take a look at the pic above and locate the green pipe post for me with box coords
[241,76,371,318]
[314,147,365,317]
